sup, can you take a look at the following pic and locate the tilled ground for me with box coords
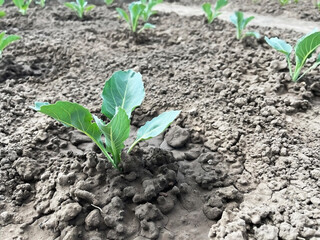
[176,0,320,22]
[0,2,320,240]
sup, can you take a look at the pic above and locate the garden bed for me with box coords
[0,1,320,240]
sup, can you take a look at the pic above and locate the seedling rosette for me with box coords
[64,0,95,19]
[202,0,228,24]
[265,31,320,82]
[116,1,155,34]
[230,11,260,40]
[35,0,46,8]
[140,0,163,22]
[31,70,180,169]
[12,0,32,15]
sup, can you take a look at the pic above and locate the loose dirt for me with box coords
[154,3,320,34]
[0,1,320,240]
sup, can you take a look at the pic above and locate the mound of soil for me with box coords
[0,2,320,240]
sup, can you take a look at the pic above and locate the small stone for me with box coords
[70,131,91,145]
[57,202,82,222]
[85,209,102,229]
[13,157,45,181]
[165,126,190,148]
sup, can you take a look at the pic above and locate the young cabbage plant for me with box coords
[0,31,21,59]
[0,0,5,18]
[278,0,289,5]
[12,0,32,15]
[116,1,155,34]
[265,31,320,82]
[35,0,45,8]
[31,70,180,169]
[202,0,228,24]
[104,0,113,5]
[230,11,260,40]
[140,0,162,22]
[65,0,95,19]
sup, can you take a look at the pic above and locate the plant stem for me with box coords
[94,139,118,169]
[127,139,139,154]
[296,62,320,82]
[292,66,302,82]
[287,56,293,78]
[236,28,241,40]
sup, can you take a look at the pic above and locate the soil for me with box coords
[174,0,320,22]
[0,1,320,240]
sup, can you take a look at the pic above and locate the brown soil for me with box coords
[0,1,320,240]
[175,0,320,22]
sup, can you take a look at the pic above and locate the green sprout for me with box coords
[265,31,320,82]
[230,11,260,40]
[0,31,21,59]
[0,0,5,18]
[140,0,162,22]
[64,0,95,19]
[12,0,32,15]
[202,0,228,24]
[31,70,180,169]
[35,0,45,8]
[116,1,155,34]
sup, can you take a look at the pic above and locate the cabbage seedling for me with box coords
[104,0,113,5]
[230,11,260,40]
[140,0,163,22]
[12,0,32,15]
[35,0,45,7]
[0,0,5,18]
[278,0,289,5]
[202,0,228,24]
[0,31,21,59]
[65,0,95,19]
[265,31,320,82]
[31,70,180,169]
[116,1,155,34]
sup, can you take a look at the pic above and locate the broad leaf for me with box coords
[295,31,320,69]
[128,110,181,152]
[31,101,118,166]
[31,101,103,143]
[0,34,21,55]
[0,0,4,6]
[116,7,130,24]
[85,4,95,12]
[245,31,260,39]
[215,0,228,11]
[230,11,243,28]
[143,23,155,29]
[0,11,6,18]
[242,16,254,29]
[202,3,213,23]
[264,36,292,57]
[101,70,145,119]
[139,22,155,33]
[94,108,130,166]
